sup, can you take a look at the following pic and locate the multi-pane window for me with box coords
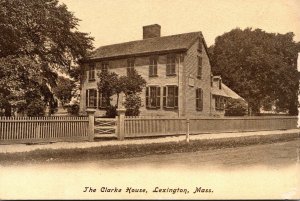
[101,62,109,73]
[197,56,202,79]
[196,88,203,111]
[215,96,225,110]
[127,59,135,75]
[146,86,160,109]
[149,56,158,77]
[86,89,97,108]
[163,85,178,109]
[88,63,95,81]
[98,91,108,109]
[166,54,176,76]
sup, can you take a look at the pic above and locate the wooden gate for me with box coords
[94,117,118,138]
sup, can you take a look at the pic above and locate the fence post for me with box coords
[117,108,126,140]
[186,118,190,143]
[87,110,95,142]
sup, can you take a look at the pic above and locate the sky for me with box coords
[60,0,300,49]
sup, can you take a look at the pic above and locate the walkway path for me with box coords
[1,129,299,154]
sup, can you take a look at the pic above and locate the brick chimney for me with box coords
[213,76,222,89]
[143,24,161,39]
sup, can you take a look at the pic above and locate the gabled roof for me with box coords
[87,32,202,61]
[222,84,244,100]
[211,80,244,100]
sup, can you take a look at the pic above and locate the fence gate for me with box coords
[94,117,118,139]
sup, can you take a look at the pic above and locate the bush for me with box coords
[26,99,45,116]
[225,98,248,116]
[67,102,80,116]
[124,94,142,116]
[105,105,118,118]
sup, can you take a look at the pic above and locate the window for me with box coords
[127,59,135,75]
[197,56,202,79]
[101,62,109,73]
[166,54,176,76]
[149,56,158,77]
[88,63,95,81]
[86,89,97,108]
[215,96,225,110]
[146,86,160,109]
[163,85,178,109]
[98,91,108,109]
[198,39,202,53]
[196,88,203,111]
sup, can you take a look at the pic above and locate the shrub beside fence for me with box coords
[0,116,89,145]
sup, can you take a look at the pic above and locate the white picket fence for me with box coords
[0,114,298,144]
[0,116,89,144]
[123,116,298,138]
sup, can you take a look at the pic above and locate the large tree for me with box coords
[209,28,300,115]
[0,0,93,116]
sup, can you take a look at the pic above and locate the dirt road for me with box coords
[0,139,299,199]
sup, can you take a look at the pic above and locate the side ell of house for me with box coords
[79,24,240,117]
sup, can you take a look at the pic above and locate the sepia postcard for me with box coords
[0,0,299,199]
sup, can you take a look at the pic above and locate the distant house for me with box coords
[80,24,243,117]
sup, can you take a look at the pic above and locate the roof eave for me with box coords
[81,48,188,63]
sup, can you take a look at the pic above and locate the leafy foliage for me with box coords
[225,98,248,116]
[97,70,120,105]
[0,0,93,116]
[124,94,143,116]
[26,99,46,117]
[104,105,118,118]
[97,68,146,117]
[121,69,146,95]
[53,76,76,108]
[209,28,300,115]
[66,101,80,116]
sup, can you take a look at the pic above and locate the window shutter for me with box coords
[174,86,178,108]
[92,89,97,108]
[200,89,203,111]
[86,90,89,108]
[163,86,166,108]
[98,91,102,108]
[92,68,95,80]
[196,88,199,109]
[198,56,202,78]
[154,63,157,76]
[166,56,169,76]
[172,57,176,75]
[149,65,152,77]
[146,87,149,108]
[156,86,161,108]
[221,97,224,110]
[216,96,219,110]
[198,39,202,53]
[83,69,87,82]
